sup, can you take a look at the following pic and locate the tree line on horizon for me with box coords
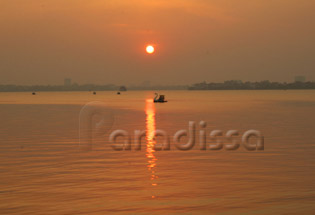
[188,80,315,90]
[0,80,314,92]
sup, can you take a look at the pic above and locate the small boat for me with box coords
[93,91,96,95]
[32,92,36,95]
[154,93,167,103]
[117,92,121,95]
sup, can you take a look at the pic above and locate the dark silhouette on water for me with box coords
[32,92,36,95]
[154,93,167,103]
[117,92,121,95]
[93,91,96,95]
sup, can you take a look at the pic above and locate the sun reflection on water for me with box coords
[145,99,158,192]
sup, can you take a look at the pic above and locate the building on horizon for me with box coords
[64,78,72,86]
[295,76,306,83]
[119,86,127,91]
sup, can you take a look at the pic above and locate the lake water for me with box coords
[0,90,315,214]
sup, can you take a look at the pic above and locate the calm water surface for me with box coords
[0,90,315,214]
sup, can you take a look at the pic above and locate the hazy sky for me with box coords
[1,0,315,85]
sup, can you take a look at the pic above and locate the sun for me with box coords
[146,45,155,54]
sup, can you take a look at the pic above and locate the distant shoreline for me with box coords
[1,89,315,92]
[0,81,314,92]
[188,81,315,91]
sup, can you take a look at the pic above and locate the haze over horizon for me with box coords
[1,0,315,85]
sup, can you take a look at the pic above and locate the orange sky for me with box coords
[0,0,315,85]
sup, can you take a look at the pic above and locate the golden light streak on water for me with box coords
[145,99,158,198]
